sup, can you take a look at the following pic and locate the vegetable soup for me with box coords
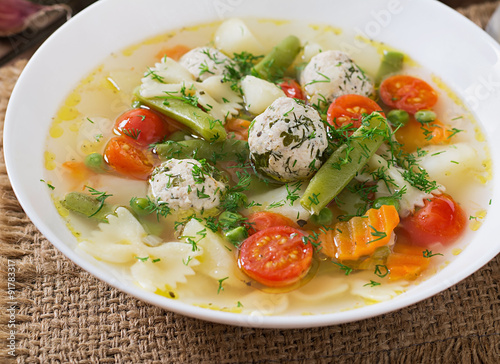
[43,18,492,316]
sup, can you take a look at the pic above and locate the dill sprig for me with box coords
[86,186,112,217]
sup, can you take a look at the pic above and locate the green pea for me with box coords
[224,226,248,245]
[84,153,107,173]
[219,211,244,229]
[310,207,333,226]
[415,110,436,124]
[387,109,409,127]
[223,192,248,211]
[130,197,152,216]
[372,196,400,211]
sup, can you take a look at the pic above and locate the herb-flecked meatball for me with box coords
[300,50,374,105]
[179,46,233,81]
[149,158,227,211]
[248,97,328,183]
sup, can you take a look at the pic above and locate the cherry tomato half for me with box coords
[327,94,384,129]
[399,194,466,247]
[246,211,297,235]
[238,226,313,288]
[379,75,438,114]
[103,136,154,180]
[279,78,305,100]
[114,108,169,146]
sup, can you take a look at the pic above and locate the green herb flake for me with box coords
[333,261,353,275]
[40,179,55,190]
[423,249,443,258]
[85,186,112,217]
[374,264,389,278]
[217,277,229,294]
[363,280,381,287]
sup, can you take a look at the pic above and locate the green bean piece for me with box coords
[155,138,273,193]
[224,226,248,245]
[300,113,389,215]
[135,91,227,142]
[168,130,191,142]
[387,109,410,127]
[155,138,249,164]
[372,196,400,211]
[84,153,107,173]
[61,192,113,222]
[252,35,301,81]
[310,207,333,226]
[375,50,404,85]
[414,110,436,124]
[356,246,391,270]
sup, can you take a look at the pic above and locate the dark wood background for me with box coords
[441,0,496,8]
[34,0,499,13]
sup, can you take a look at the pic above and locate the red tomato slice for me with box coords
[379,75,438,114]
[114,108,170,146]
[103,136,154,180]
[399,194,466,247]
[326,94,384,129]
[279,78,305,100]
[238,226,313,288]
[246,211,297,235]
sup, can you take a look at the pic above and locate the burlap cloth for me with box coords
[1,2,499,363]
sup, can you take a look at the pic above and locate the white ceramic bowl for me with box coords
[4,0,500,328]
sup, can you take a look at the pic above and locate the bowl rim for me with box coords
[4,0,500,328]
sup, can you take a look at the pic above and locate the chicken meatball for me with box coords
[179,46,233,81]
[300,50,374,105]
[149,158,227,211]
[248,97,328,183]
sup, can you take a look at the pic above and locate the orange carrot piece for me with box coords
[155,45,191,61]
[62,161,90,181]
[395,117,452,153]
[386,243,431,281]
[225,118,251,141]
[317,205,400,261]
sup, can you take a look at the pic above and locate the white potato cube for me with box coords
[214,18,264,56]
[241,75,286,115]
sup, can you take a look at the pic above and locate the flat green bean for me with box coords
[252,35,301,81]
[375,50,405,85]
[61,192,113,222]
[135,91,227,142]
[300,113,389,215]
[155,138,249,164]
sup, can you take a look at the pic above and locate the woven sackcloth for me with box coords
[1,2,499,363]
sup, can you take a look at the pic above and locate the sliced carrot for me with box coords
[395,117,452,153]
[225,118,251,141]
[317,205,400,261]
[385,243,431,281]
[62,161,91,181]
[155,44,191,61]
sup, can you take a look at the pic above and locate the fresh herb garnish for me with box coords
[86,186,112,217]
[217,277,229,294]
[423,249,443,258]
